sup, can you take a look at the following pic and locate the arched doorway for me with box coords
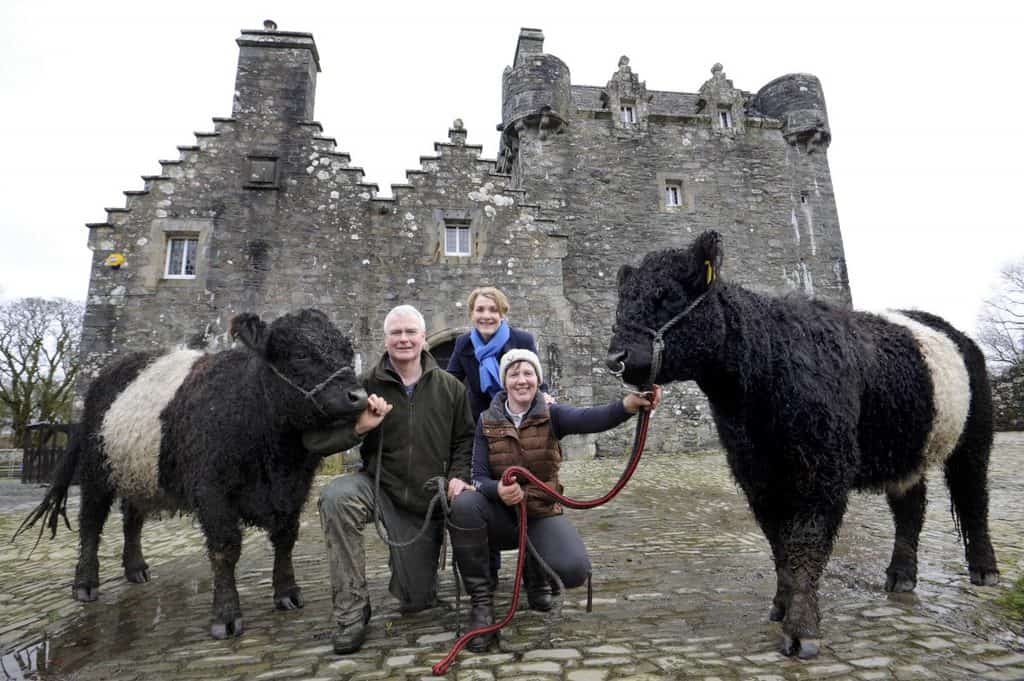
[426,327,466,372]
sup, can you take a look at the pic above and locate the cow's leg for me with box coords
[74,482,115,602]
[121,499,150,583]
[270,513,303,610]
[198,504,245,639]
[944,434,999,585]
[778,497,847,660]
[885,479,926,592]
[747,497,792,622]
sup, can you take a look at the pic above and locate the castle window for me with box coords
[165,236,198,278]
[620,105,636,125]
[665,182,682,207]
[718,107,733,129]
[444,220,471,256]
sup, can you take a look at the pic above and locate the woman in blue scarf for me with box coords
[447,287,550,423]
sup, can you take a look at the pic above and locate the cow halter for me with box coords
[264,362,354,416]
[610,287,713,389]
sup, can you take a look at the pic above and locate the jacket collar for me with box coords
[483,389,549,425]
[372,350,440,385]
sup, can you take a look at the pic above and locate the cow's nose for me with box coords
[606,350,627,373]
[348,387,368,409]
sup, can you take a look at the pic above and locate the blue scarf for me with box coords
[471,320,510,398]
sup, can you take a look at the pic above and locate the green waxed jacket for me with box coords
[303,351,474,515]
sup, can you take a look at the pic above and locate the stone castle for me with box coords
[79,22,849,455]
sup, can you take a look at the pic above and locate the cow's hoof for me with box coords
[275,588,304,610]
[210,617,244,639]
[970,569,999,586]
[125,567,150,583]
[782,635,820,659]
[769,603,785,622]
[73,585,98,602]
[885,573,916,592]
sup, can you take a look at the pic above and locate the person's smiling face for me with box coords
[471,295,504,340]
[384,313,425,364]
[505,360,539,410]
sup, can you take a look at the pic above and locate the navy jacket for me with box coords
[446,325,548,422]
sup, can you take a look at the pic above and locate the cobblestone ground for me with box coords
[2,434,1022,681]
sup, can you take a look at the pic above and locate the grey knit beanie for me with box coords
[499,349,544,388]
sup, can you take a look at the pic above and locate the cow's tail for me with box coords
[12,425,83,552]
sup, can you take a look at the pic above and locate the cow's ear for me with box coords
[230,313,269,357]
[617,264,636,289]
[689,230,723,290]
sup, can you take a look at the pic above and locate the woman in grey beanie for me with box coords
[446,349,661,651]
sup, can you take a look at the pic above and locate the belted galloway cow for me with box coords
[15,308,367,638]
[607,230,999,659]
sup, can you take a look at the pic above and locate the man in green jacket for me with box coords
[305,304,474,655]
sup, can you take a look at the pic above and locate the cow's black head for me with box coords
[607,230,725,387]
[231,309,367,426]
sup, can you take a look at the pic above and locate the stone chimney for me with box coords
[513,28,544,68]
[232,21,321,122]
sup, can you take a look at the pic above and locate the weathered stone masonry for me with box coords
[80,23,849,455]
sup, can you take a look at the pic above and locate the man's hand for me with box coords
[542,391,556,405]
[447,478,471,500]
[354,394,393,435]
[623,384,664,414]
[497,479,525,506]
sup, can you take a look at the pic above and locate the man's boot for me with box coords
[524,553,553,612]
[451,526,496,652]
[332,601,372,654]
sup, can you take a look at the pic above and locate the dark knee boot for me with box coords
[451,526,496,652]
[524,553,553,612]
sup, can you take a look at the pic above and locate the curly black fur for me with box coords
[13,308,367,639]
[608,231,999,658]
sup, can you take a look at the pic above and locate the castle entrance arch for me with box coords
[426,327,467,372]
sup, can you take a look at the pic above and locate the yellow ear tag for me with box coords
[704,259,715,285]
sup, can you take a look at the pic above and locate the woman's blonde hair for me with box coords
[467,287,510,318]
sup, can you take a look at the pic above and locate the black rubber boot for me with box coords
[524,553,553,612]
[451,526,496,653]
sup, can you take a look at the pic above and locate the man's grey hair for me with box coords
[383,305,426,333]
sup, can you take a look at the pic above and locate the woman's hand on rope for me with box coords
[623,384,663,414]
[354,394,393,435]
[447,478,471,500]
[498,479,525,506]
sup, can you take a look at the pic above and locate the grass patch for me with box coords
[1000,574,1024,620]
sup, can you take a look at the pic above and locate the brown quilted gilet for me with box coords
[483,408,563,518]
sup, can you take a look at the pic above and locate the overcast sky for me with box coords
[2,0,1022,337]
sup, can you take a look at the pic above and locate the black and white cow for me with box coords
[607,231,999,659]
[16,309,367,639]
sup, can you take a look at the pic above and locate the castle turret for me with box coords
[753,74,830,152]
[232,20,321,122]
[498,28,571,171]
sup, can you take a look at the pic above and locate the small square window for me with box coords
[444,221,471,256]
[718,107,733,129]
[620,105,636,124]
[165,236,198,278]
[665,183,682,207]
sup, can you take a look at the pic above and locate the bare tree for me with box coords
[0,298,84,445]
[978,260,1024,372]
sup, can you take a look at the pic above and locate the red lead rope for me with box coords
[432,407,652,676]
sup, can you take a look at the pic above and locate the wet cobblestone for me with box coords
[1,433,1022,680]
